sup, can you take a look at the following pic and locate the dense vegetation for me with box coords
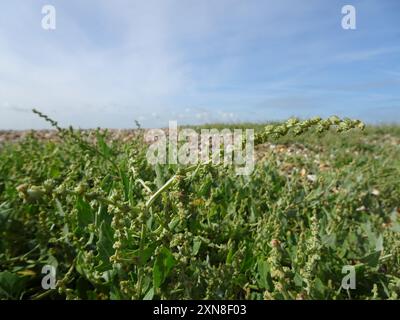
[0,112,399,300]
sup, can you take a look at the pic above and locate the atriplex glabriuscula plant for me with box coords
[12,109,367,299]
[28,109,365,210]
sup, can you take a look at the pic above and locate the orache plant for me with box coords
[2,110,399,300]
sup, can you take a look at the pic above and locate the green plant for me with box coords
[0,110,399,300]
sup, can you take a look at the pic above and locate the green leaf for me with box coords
[379,279,390,298]
[153,247,176,289]
[140,244,157,265]
[76,251,92,278]
[226,247,234,265]
[321,234,336,248]
[313,278,326,298]
[76,196,94,229]
[360,251,381,268]
[168,216,180,231]
[192,237,202,256]
[0,271,28,299]
[95,221,114,272]
[50,166,61,178]
[143,287,154,300]
[55,199,65,216]
[375,235,383,252]
[119,168,130,202]
[256,259,271,290]
[294,273,303,287]
[121,243,156,266]
[96,132,112,158]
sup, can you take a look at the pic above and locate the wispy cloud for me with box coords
[333,47,400,63]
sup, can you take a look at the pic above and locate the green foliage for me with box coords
[0,112,399,300]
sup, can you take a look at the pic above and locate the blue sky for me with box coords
[0,0,399,129]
